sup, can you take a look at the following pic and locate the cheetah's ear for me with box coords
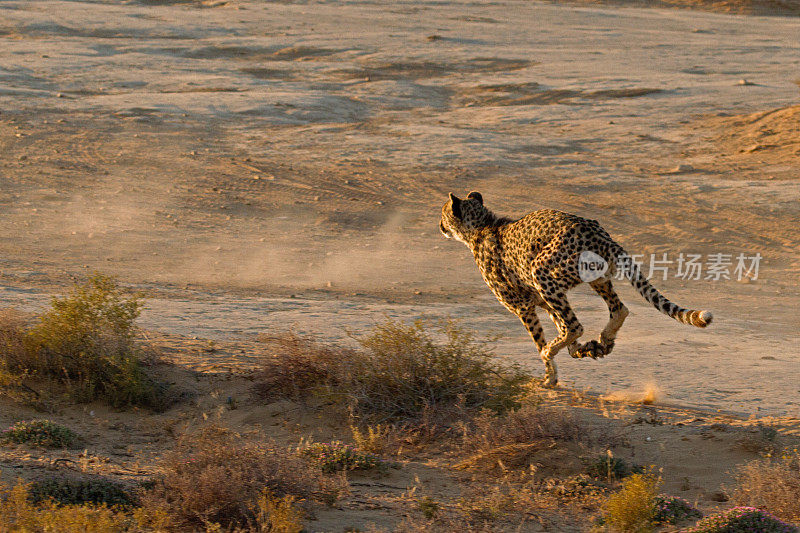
[467,191,483,205]
[449,192,462,219]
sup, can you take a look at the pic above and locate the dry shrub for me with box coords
[602,471,661,533]
[730,449,800,522]
[0,310,34,402]
[456,403,588,473]
[139,425,345,531]
[254,319,531,424]
[252,332,349,401]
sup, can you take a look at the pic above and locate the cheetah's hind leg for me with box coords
[573,279,629,359]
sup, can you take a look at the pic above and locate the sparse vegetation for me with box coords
[139,425,344,530]
[681,506,798,533]
[299,440,396,474]
[602,471,661,532]
[255,319,532,422]
[1,419,77,448]
[730,449,800,522]
[0,274,171,411]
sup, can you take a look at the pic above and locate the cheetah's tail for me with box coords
[613,248,713,328]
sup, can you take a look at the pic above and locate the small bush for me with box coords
[139,425,344,530]
[299,440,396,474]
[417,496,440,519]
[730,449,800,522]
[653,494,701,525]
[603,471,661,532]
[3,274,170,411]
[255,319,532,422]
[0,480,135,532]
[681,506,798,533]
[29,474,134,508]
[587,455,644,483]
[351,422,394,455]
[253,491,304,533]
[1,419,77,448]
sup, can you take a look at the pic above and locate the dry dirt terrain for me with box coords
[0,0,799,530]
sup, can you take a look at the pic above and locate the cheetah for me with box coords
[439,191,712,388]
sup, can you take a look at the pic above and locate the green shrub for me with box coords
[29,474,134,508]
[603,471,661,532]
[1,420,77,448]
[653,494,701,525]
[680,507,798,533]
[587,455,644,483]
[299,440,397,474]
[255,319,532,422]
[7,273,171,411]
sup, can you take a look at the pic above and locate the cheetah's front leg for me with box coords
[516,305,557,385]
[533,281,584,388]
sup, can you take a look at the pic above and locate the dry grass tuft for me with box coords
[139,425,345,531]
[455,403,590,474]
[730,448,800,522]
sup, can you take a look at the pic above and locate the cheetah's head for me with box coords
[440,191,485,243]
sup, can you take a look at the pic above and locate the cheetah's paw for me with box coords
[573,340,606,359]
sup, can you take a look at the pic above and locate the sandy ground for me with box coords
[0,0,799,418]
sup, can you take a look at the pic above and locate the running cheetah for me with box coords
[439,191,712,388]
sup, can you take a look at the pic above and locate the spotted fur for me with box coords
[440,191,712,387]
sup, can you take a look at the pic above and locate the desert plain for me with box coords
[0,0,799,531]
